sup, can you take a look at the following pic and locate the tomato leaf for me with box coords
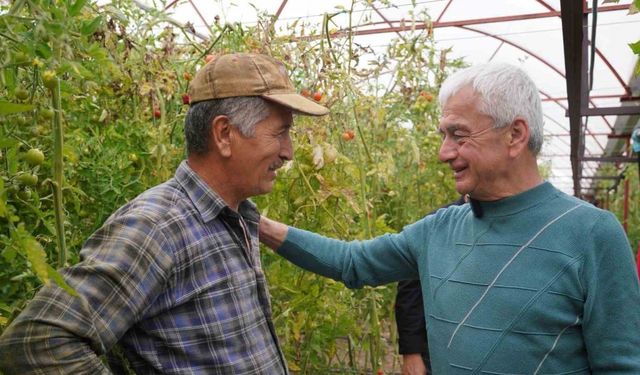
[630,40,640,55]
[35,42,53,59]
[47,265,78,297]
[3,69,16,90]
[68,0,88,16]
[0,101,35,115]
[22,237,49,286]
[81,15,102,35]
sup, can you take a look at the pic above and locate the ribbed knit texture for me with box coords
[279,182,640,373]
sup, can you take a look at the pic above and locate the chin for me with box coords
[454,182,472,196]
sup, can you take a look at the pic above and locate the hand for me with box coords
[401,353,427,375]
[258,215,289,250]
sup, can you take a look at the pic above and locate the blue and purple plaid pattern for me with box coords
[0,161,288,374]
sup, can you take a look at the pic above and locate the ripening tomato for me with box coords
[153,108,162,119]
[205,54,216,64]
[419,91,434,102]
[301,89,311,98]
[342,130,355,141]
[183,71,192,81]
[313,91,322,102]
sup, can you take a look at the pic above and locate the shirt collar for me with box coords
[175,160,259,223]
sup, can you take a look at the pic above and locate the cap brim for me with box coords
[262,93,330,116]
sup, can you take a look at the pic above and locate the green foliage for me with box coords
[0,0,551,374]
[605,166,640,255]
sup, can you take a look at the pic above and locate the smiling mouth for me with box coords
[268,163,283,174]
[452,166,466,178]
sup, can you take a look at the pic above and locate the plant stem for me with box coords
[50,77,66,268]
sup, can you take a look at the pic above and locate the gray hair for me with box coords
[438,63,544,155]
[184,96,271,155]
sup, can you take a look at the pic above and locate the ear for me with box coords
[211,115,233,157]
[507,117,530,158]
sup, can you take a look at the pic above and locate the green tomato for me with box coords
[11,51,30,66]
[16,116,29,126]
[24,148,45,166]
[16,173,38,187]
[17,188,32,200]
[15,88,29,100]
[42,70,57,90]
[40,108,54,120]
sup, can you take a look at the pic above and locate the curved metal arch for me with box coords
[458,25,607,152]
[536,0,631,95]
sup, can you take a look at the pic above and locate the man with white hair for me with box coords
[259,63,640,373]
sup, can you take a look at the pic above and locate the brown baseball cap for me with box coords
[188,53,329,116]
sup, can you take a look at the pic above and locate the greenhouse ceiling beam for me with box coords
[583,106,640,116]
[560,0,587,197]
[542,94,640,102]
[372,4,404,39]
[546,132,627,137]
[309,4,629,40]
[274,0,288,19]
[436,0,453,23]
[581,156,638,163]
[537,0,631,96]
[458,28,607,152]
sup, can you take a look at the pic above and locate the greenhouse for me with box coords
[0,0,639,373]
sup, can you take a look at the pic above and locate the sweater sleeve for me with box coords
[582,211,640,373]
[277,225,422,289]
[0,214,174,374]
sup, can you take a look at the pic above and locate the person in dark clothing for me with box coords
[395,196,466,375]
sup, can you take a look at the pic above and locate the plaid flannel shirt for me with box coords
[0,161,288,375]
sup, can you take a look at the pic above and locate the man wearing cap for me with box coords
[0,53,328,374]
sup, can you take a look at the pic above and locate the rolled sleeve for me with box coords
[0,214,174,374]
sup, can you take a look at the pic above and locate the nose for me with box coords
[438,136,457,163]
[280,132,293,161]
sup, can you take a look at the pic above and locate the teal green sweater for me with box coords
[279,182,640,374]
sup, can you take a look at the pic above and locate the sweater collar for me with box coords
[468,181,558,218]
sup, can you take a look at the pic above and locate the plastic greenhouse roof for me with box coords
[135,0,640,197]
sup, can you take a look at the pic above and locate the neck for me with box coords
[187,154,241,211]
[471,158,544,201]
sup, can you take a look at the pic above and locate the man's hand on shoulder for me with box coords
[258,215,289,250]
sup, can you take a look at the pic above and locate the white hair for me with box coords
[438,63,544,155]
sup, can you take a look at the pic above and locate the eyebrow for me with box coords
[438,124,464,133]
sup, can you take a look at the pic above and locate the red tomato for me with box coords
[313,91,322,101]
[342,130,355,141]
